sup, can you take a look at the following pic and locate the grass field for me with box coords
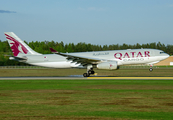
[0,68,173,77]
[0,80,173,120]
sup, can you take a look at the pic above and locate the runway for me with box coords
[0,76,173,80]
[87,77,173,80]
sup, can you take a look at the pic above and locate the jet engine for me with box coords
[97,61,118,70]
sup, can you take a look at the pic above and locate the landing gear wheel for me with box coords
[91,71,95,74]
[149,68,153,72]
[83,73,87,77]
[88,70,95,75]
[83,73,90,77]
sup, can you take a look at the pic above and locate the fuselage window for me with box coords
[160,52,165,54]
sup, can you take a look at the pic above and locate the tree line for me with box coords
[0,40,173,66]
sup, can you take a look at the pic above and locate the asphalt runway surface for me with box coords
[0,76,173,80]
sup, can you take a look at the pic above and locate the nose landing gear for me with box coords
[149,68,153,72]
[149,65,153,72]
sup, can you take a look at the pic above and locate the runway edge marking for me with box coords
[87,77,173,80]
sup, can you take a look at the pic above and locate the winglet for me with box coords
[49,48,58,53]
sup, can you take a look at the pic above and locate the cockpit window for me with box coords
[160,52,165,54]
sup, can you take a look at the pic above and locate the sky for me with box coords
[0,0,173,46]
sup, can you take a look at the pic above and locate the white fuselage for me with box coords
[24,49,169,68]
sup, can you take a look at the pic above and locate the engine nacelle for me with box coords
[97,61,118,70]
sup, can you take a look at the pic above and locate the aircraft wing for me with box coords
[50,48,102,66]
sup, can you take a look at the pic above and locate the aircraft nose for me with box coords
[165,53,170,59]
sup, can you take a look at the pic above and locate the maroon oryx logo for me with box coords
[5,34,28,56]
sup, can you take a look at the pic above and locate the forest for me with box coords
[0,40,173,66]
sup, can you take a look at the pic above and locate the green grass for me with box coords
[0,80,173,120]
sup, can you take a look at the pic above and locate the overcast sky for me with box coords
[1,0,173,46]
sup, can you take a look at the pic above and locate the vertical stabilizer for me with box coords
[4,32,41,57]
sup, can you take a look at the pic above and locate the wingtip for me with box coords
[49,48,58,53]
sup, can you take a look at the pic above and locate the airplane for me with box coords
[4,32,169,77]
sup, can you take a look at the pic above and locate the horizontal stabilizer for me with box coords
[9,56,27,62]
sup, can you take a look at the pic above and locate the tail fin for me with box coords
[4,32,41,57]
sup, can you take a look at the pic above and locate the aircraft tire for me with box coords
[149,68,153,72]
[83,73,90,77]
[91,71,95,74]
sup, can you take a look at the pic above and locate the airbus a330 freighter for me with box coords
[4,32,169,77]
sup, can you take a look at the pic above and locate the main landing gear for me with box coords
[149,65,153,72]
[83,65,95,77]
[83,68,95,77]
